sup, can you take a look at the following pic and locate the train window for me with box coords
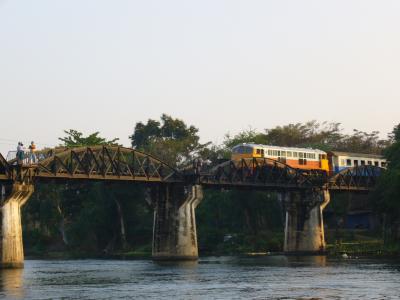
[261,149,264,156]
[256,149,261,155]
[299,159,307,165]
[293,152,298,158]
[374,161,379,166]
[340,159,345,165]
[281,151,286,157]
[268,150,272,156]
[346,159,352,166]
[354,160,359,166]
[381,162,386,167]
[299,153,304,158]
[367,161,372,165]
[361,160,365,166]
[287,151,292,157]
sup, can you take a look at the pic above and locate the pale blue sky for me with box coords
[1,0,399,155]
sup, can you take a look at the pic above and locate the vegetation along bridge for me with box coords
[0,146,383,268]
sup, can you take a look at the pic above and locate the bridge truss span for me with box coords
[199,158,328,190]
[31,146,181,183]
[328,165,384,191]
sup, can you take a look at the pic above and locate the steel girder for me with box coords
[32,146,181,183]
[327,165,384,191]
[199,158,384,192]
[199,158,328,190]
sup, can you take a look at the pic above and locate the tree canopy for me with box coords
[130,114,209,166]
[59,129,119,147]
[223,121,388,154]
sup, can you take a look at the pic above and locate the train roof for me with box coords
[233,143,327,154]
[328,151,385,159]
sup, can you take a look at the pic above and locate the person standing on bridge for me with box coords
[16,142,24,165]
[29,141,37,164]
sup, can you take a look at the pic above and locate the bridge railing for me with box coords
[6,149,59,166]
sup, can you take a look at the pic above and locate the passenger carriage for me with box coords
[328,151,386,174]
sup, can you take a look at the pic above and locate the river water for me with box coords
[0,256,399,299]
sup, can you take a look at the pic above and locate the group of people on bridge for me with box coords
[16,141,37,165]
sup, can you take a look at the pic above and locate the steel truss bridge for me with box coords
[0,146,384,191]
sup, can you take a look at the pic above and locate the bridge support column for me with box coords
[151,184,203,261]
[0,184,34,268]
[283,189,330,254]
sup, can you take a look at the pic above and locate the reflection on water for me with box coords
[153,260,199,268]
[0,268,24,299]
[231,255,327,267]
[0,256,399,299]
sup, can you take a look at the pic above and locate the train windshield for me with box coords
[232,146,253,154]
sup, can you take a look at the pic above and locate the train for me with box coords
[231,143,386,174]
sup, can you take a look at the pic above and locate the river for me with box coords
[0,256,399,299]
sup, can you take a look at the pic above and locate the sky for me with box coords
[0,0,399,156]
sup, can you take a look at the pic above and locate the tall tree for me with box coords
[130,114,209,166]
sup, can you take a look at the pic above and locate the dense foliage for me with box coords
[130,114,209,167]
[373,124,400,242]
[21,117,399,256]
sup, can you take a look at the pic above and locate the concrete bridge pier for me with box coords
[283,189,330,254]
[151,184,203,261]
[0,184,34,268]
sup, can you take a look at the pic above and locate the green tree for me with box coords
[223,121,387,155]
[130,114,209,166]
[373,124,400,243]
[59,129,119,147]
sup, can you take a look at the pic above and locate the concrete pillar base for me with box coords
[0,262,24,269]
[152,255,199,261]
[283,189,330,254]
[0,184,34,269]
[152,184,203,261]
